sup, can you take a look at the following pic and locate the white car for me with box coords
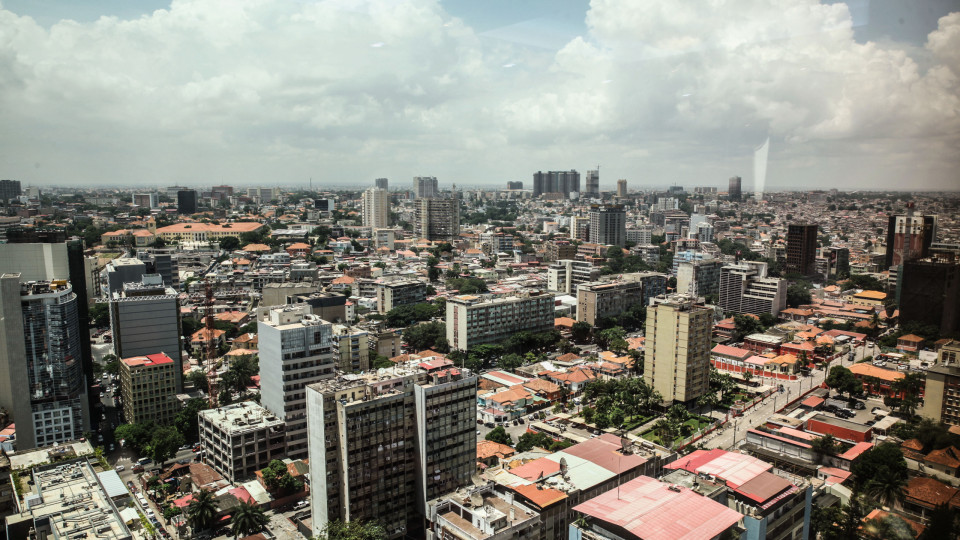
[115,465,125,472]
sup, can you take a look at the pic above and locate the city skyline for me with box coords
[1,1,958,191]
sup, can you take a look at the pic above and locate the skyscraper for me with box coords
[362,187,390,229]
[717,264,787,316]
[644,295,712,404]
[585,169,600,197]
[899,260,960,336]
[532,170,580,198]
[616,179,627,197]
[0,179,22,202]
[414,197,460,242]
[258,305,336,460]
[588,204,626,247]
[0,275,89,450]
[414,176,438,198]
[506,181,523,190]
[375,177,389,190]
[307,364,477,538]
[884,212,937,268]
[109,275,183,392]
[786,223,818,277]
[177,189,197,214]
[728,176,742,201]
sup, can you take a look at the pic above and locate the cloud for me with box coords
[0,0,957,189]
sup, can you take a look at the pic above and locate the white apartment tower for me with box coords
[718,264,787,316]
[258,305,336,460]
[362,187,390,229]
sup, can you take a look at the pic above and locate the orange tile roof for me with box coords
[925,446,960,469]
[848,362,906,383]
[554,317,576,328]
[512,483,567,508]
[898,334,924,343]
[522,378,561,394]
[242,243,271,252]
[854,290,887,299]
[487,385,532,405]
[286,242,311,250]
[904,477,960,509]
[477,440,516,460]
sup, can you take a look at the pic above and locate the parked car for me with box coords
[115,465,125,472]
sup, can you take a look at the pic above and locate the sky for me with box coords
[1,0,958,192]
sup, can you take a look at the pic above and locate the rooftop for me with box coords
[199,401,284,435]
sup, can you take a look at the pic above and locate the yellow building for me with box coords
[644,295,713,404]
[846,289,887,307]
[120,353,179,425]
[155,221,264,243]
[921,341,960,427]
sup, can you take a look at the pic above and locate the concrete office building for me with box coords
[109,275,183,392]
[0,179,21,202]
[588,205,626,247]
[362,187,390,229]
[885,212,937,268]
[920,341,960,427]
[285,292,349,323]
[414,176,439,198]
[446,294,554,351]
[177,189,198,214]
[331,324,370,373]
[4,459,132,540]
[571,216,590,241]
[119,353,178,426]
[375,228,396,250]
[547,260,601,295]
[198,401,287,484]
[786,224,818,277]
[574,273,667,326]
[377,279,427,314]
[415,197,460,242]
[105,257,147,296]
[0,276,89,450]
[533,170,581,198]
[426,484,541,540]
[545,241,578,262]
[479,232,515,254]
[307,364,477,539]
[375,177,389,190]
[695,222,715,243]
[676,259,722,299]
[616,179,627,198]
[718,264,787,316]
[645,295,712,404]
[728,176,742,201]
[899,260,960,336]
[584,169,600,197]
[132,192,159,208]
[821,246,850,279]
[258,305,336,460]
[625,225,653,245]
[507,181,524,190]
[136,249,179,289]
[246,187,280,203]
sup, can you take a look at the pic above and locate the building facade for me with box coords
[885,213,937,268]
[616,179,627,197]
[899,260,960,335]
[377,280,428,314]
[414,176,439,198]
[258,305,336,460]
[676,259,722,299]
[198,401,287,484]
[415,197,460,242]
[786,223,818,277]
[645,295,712,403]
[532,170,580,198]
[547,260,600,295]
[0,276,88,450]
[362,187,390,229]
[584,169,599,197]
[307,366,478,539]
[921,341,960,427]
[718,264,787,316]
[446,294,554,351]
[375,177,389,190]
[177,189,198,214]
[588,205,626,247]
[728,176,742,201]
[119,353,178,426]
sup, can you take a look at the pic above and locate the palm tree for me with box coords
[865,469,907,509]
[186,489,219,533]
[231,501,269,539]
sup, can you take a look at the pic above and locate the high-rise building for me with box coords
[506,181,523,190]
[588,205,626,247]
[307,364,477,538]
[109,275,183,392]
[0,276,89,450]
[177,189,198,214]
[105,257,147,296]
[717,264,787,316]
[414,176,439,198]
[616,179,627,197]
[375,177,389,190]
[362,187,390,229]
[532,170,581,198]
[547,260,600,294]
[885,212,937,268]
[132,193,159,208]
[0,179,22,202]
[694,222,715,243]
[575,272,667,326]
[198,401,287,484]
[119,353,178,426]
[585,169,600,197]
[920,341,960,427]
[376,280,427,314]
[821,246,850,278]
[136,249,180,289]
[644,295,712,404]
[728,176,742,201]
[676,259,722,299]
[899,260,960,336]
[258,305,336,460]
[415,197,460,242]
[446,294,554,350]
[331,324,369,373]
[786,223,818,277]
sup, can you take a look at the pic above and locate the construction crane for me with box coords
[204,279,218,408]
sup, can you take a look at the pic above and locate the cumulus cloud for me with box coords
[0,0,957,189]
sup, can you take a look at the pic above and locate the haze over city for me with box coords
[1,0,959,191]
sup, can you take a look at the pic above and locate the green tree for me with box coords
[114,422,154,453]
[865,467,907,508]
[402,321,448,352]
[851,442,908,492]
[186,370,209,390]
[810,434,841,464]
[786,283,812,308]
[570,321,591,343]
[320,520,387,540]
[224,355,258,393]
[147,425,185,466]
[186,489,220,532]
[595,327,626,350]
[826,365,861,397]
[219,236,240,251]
[498,353,524,371]
[102,355,121,376]
[230,500,269,539]
[260,460,303,495]
[732,314,763,342]
[90,302,110,327]
[175,397,209,443]
[919,503,959,540]
[485,426,513,446]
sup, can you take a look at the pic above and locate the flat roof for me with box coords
[121,352,174,367]
[573,475,743,540]
[665,448,772,489]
